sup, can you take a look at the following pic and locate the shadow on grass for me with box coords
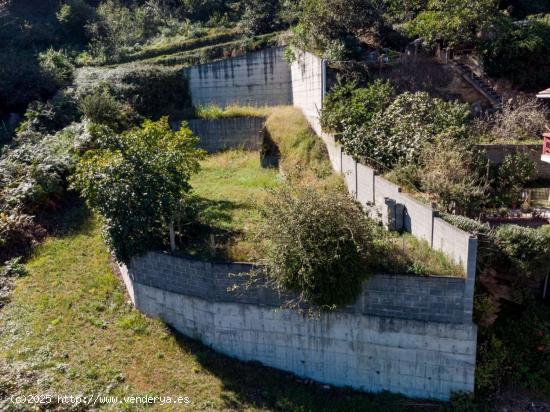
[166,325,444,412]
[176,197,250,261]
[34,193,94,238]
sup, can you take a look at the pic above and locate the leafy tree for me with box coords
[255,178,385,309]
[291,0,385,57]
[327,90,470,169]
[240,0,281,36]
[479,14,550,90]
[383,0,427,25]
[71,117,204,263]
[404,0,502,47]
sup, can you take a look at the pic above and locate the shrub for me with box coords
[492,153,536,207]
[0,124,81,213]
[70,117,205,263]
[494,225,550,278]
[0,212,47,263]
[78,86,136,130]
[473,97,550,142]
[17,92,79,134]
[38,48,75,87]
[255,179,384,309]
[420,142,488,215]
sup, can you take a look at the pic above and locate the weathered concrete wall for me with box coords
[290,49,326,134]
[182,117,265,153]
[122,252,477,400]
[184,47,292,107]
[479,143,550,180]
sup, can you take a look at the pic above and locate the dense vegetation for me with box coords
[290,0,550,89]
[320,79,546,215]
[1,0,549,408]
[71,118,204,263]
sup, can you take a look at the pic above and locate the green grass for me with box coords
[135,32,282,67]
[188,149,280,261]
[183,106,463,276]
[119,28,241,64]
[194,104,272,119]
[387,234,465,278]
[0,206,440,411]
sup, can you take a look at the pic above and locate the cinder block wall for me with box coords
[184,47,293,107]
[123,252,477,400]
[183,117,265,153]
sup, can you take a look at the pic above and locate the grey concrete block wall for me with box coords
[184,47,292,108]
[129,252,472,325]
[122,252,477,400]
[182,117,265,153]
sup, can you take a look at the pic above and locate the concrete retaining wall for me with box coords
[122,252,477,400]
[183,117,265,153]
[479,143,550,180]
[184,47,292,108]
[289,49,326,134]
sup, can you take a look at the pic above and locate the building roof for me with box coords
[537,88,550,99]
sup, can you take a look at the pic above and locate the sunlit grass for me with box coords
[189,149,280,261]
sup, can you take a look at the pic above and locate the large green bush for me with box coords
[491,153,536,207]
[494,225,550,278]
[71,117,204,263]
[323,87,471,169]
[420,142,488,214]
[320,79,394,135]
[256,179,384,309]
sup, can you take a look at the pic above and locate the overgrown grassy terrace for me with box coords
[184,106,464,277]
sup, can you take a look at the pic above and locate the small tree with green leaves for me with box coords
[255,178,385,310]
[71,117,205,263]
[404,0,502,47]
